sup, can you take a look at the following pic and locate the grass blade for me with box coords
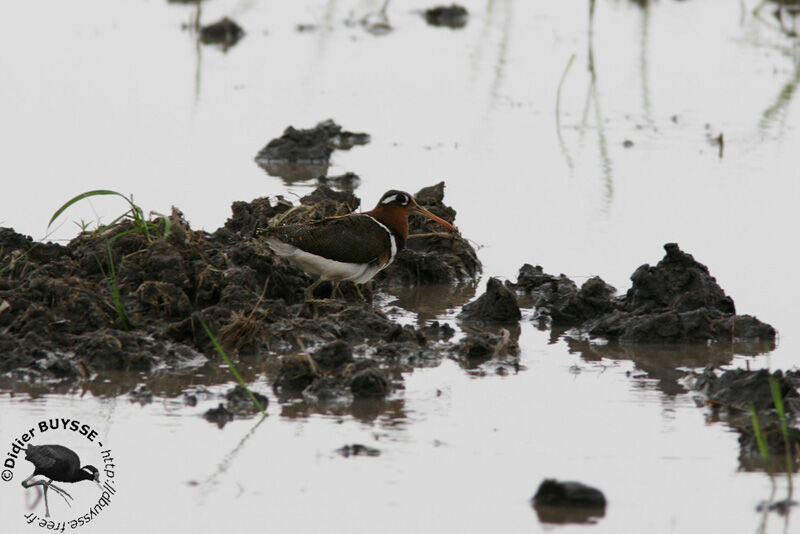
[751,402,773,477]
[196,314,266,414]
[769,375,795,487]
[97,244,129,331]
[48,190,129,229]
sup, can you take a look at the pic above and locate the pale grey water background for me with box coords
[1,0,799,532]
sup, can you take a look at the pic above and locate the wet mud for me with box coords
[0,184,479,419]
[335,444,381,457]
[199,17,245,49]
[691,368,800,471]
[254,120,370,182]
[204,385,269,428]
[508,243,776,344]
[531,479,606,525]
[0,189,781,435]
[424,5,469,29]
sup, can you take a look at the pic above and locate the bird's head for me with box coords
[370,190,456,239]
[80,465,102,487]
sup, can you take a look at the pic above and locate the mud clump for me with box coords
[531,479,606,525]
[203,385,268,428]
[458,277,520,324]
[510,243,775,344]
[199,17,245,49]
[0,184,477,394]
[254,120,369,181]
[129,385,154,405]
[694,368,800,413]
[692,368,800,467]
[335,444,380,457]
[313,340,354,372]
[454,328,519,369]
[273,355,316,393]
[424,5,469,28]
[350,367,389,398]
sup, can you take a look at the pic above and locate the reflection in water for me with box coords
[571,0,614,211]
[587,21,614,212]
[198,414,267,505]
[455,324,521,373]
[278,396,406,424]
[382,283,477,325]
[489,0,514,109]
[305,0,338,91]
[564,337,775,396]
[639,1,653,124]
[533,503,606,525]
[759,56,800,135]
[556,54,577,172]
[256,161,330,183]
[357,0,392,36]
[755,1,800,38]
[467,0,513,109]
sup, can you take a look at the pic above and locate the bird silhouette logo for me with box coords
[21,444,102,518]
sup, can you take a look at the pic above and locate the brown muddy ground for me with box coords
[0,179,783,450]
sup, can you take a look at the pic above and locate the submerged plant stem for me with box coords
[196,314,266,414]
[769,375,795,490]
[751,403,773,479]
[556,54,576,171]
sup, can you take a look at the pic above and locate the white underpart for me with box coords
[265,217,397,284]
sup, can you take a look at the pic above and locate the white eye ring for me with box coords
[381,193,409,205]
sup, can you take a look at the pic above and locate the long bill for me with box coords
[411,202,456,232]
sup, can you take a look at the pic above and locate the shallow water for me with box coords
[2,0,800,532]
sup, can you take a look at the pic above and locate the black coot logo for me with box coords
[3,418,117,529]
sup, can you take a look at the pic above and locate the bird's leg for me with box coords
[331,281,342,299]
[23,479,52,517]
[43,483,51,518]
[47,482,74,503]
[354,283,365,301]
[304,278,324,302]
[22,477,72,517]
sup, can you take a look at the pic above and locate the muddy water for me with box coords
[1,0,799,532]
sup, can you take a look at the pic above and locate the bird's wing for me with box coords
[266,214,392,265]
[26,445,79,471]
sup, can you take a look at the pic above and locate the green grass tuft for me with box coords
[48,189,170,242]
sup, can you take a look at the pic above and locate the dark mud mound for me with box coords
[254,120,370,182]
[0,184,477,392]
[424,5,469,29]
[378,182,481,286]
[531,479,606,525]
[200,17,244,49]
[692,368,800,469]
[509,243,775,344]
[458,277,520,324]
